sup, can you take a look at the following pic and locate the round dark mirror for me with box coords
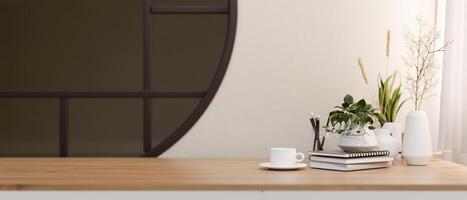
[0,0,237,156]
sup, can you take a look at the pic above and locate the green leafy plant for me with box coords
[326,94,385,135]
[377,72,407,126]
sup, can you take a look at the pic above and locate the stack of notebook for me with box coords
[308,150,393,171]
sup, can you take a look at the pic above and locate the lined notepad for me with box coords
[308,150,391,158]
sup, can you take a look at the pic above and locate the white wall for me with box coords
[162,0,439,158]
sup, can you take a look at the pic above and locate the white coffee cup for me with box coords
[269,148,305,166]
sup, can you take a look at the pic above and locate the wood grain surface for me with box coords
[0,158,467,190]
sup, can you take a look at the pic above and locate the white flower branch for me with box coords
[403,17,450,110]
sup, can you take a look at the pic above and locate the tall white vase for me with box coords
[402,111,432,165]
[382,122,402,152]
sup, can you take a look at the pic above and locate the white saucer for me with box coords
[259,162,307,170]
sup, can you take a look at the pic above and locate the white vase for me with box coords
[374,128,399,158]
[337,126,379,152]
[402,111,433,165]
[382,122,402,152]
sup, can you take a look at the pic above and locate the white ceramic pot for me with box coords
[402,111,432,165]
[382,122,402,152]
[337,126,379,152]
[374,128,399,158]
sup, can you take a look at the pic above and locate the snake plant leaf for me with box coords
[377,72,405,126]
[387,86,402,121]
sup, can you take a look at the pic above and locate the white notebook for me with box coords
[309,156,393,164]
[309,161,392,171]
[308,150,390,158]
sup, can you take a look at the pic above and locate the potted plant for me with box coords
[326,94,384,152]
[402,17,450,165]
[357,30,407,151]
[378,72,406,152]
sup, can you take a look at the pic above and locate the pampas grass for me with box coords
[357,58,374,104]
[358,58,368,84]
[385,30,391,76]
[386,30,391,58]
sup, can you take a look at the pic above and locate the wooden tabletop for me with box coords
[0,158,467,190]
